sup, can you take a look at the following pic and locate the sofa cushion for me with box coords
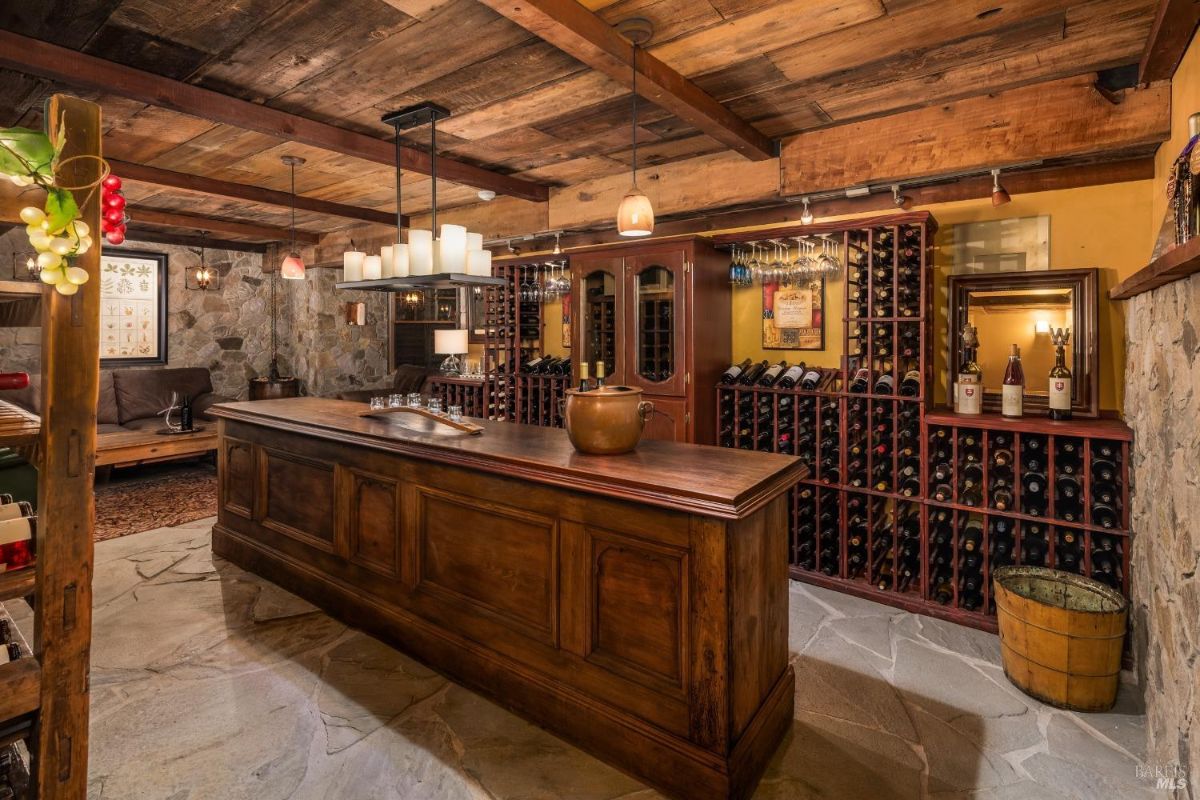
[112,367,213,424]
[3,372,118,425]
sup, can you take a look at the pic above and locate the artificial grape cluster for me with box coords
[19,205,92,296]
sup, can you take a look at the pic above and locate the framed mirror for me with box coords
[948,268,1098,418]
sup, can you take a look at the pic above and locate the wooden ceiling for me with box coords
[0,0,1162,244]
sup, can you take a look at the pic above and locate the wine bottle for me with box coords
[739,360,769,386]
[776,363,804,389]
[1048,333,1073,420]
[1001,344,1025,418]
[719,358,751,385]
[849,368,870,393]
[956,325,983,415]
[758,361,788,387]
[898,369,921,397]
[180,395,194,432]
[577,361,590,392]
[874,372,895,395]
[799,366,823,391]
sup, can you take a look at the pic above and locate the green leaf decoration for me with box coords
[44,187,79,235]
[0,127,56,181]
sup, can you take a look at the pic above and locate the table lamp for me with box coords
[434,329,468,376]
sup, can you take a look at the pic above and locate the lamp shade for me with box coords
[380,245,394,278]
[439,224,467,273]
[281,252,306,279]
[466,248,492,277]
[409,229,433,275]
[362,254,382,281]
[434,328,468,355]
[393,242,409,277]
[343,248,365,281]
[617,187,654,237]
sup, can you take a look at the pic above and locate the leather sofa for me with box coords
[336,364,431,403]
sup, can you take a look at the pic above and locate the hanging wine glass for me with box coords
[818,236,840,276]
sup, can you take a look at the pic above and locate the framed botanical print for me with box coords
[100,249,167,365]
[762,277,825,350]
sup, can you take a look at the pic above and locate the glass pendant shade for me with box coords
[281,252,306,280]
[409,229,434,275]
[617,187,654,237]
[362,254,382,281]
[343,248,365,281]
[393,242,410,277]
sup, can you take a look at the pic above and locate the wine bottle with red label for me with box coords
[1001,344,1024,418]
[1048,327,1073,420]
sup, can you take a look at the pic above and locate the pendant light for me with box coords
[280,155,306,279]
[616,19,654,237]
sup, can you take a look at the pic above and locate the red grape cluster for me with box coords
[101,174,128,245]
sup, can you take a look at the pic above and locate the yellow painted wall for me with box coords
[727,180,1153,413]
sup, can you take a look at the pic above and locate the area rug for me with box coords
[94,462,217,542]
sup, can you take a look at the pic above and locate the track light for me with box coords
[800,197,814,225]
[892,184,914,210]
[991,168,1011,207]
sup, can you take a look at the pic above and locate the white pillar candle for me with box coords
[380,245,394,278]
[439,224,467,273]
[466,232,483,252]
[343,249,365,282]
[409,229,433,275]
[466,249,492,277]
[393,242,410,277]
[363,254,382,281]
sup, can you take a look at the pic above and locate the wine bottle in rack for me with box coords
[1001,344,1025,418]
[776,362,805,389]
[739,360,769,386]
[1055,528,1083,574]
[1090,533,1123,590]
[955,323,983,415]
[1048,327,1073,420]
[799,365,823,391]
[1021,522,1049,566]
[1055,474,1083,523]
[897,369,921,397]
[758,360,789,387]
[720,358,752,384]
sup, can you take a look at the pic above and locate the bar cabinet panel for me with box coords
[626,250,687,398]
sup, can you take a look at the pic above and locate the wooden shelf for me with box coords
[0,399,41,449]
[1110,235,1200,300]
[925,408,1133,441]
[0,659,40,723]
[0,280,42,300]
[0,570,35,603]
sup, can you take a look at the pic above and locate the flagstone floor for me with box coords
[11,519,1161,799]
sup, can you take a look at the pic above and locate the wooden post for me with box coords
[34,93,101,800]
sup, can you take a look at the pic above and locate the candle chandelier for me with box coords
[342,103,492,281]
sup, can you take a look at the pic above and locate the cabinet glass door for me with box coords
[574,258,623,384]
[627,253,686,396]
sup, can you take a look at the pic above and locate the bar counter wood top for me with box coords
[209,397,805,800]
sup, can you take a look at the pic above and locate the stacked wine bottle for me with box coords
[925,419,1131,613]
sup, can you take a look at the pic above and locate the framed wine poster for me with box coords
[762,277,824,350]
[100,249,168,365]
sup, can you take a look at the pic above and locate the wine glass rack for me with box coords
[711,212,1134,632]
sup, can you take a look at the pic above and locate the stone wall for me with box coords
[1124,271,1200,793]
[0,229,394,400]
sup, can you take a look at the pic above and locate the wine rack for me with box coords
[515,374,569,428]
[429,377,488,418]
[638,294,674,382]
[713,212,1135,632]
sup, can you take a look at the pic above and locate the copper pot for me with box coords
[562,386,654,455]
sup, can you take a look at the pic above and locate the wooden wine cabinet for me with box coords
[514,374,569,428]
[713,211,1135,632]
[429,377,488,418]
[571,238,731,444]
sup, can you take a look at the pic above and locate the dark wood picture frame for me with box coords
[762,276,826,351]
[947,268,1099,418]
[99,248,168,366]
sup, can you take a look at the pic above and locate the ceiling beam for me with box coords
[116,229,270,254]
[474,0,775,161]
[130,208,321,244]
[107,160,405,228]
[780,75,1170,196]
[0,29,549,203]
[1139,0,1200,83]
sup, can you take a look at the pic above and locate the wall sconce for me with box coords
[345,302,367,326]
[11,253,38,281]
[402,289,423,309]
[1034,319,1052,335]
[185,233,221,291]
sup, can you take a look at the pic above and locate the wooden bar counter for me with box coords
[209,397,805,800]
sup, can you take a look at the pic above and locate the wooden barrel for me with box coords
[993,566,1128,712]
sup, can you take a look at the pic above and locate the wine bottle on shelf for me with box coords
[758,360,788,387]
[799,366,823,391]
[1048,327,1073,420]
[849,368,870,393]
[1001,344,1025,418]
[776,362,805,389]
[739,360,769,386]
[898,369,921,397]
[577,361,590,392]
[956,324,983,415]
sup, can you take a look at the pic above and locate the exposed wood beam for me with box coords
[474,0,775,160]
[0,29,549,203]
[131,208,321,244]
[1139,0,1200,83]
[496,157,1155,254]
[107,160,405,227]
[118,229,270,254]
[780,75,1170,196]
